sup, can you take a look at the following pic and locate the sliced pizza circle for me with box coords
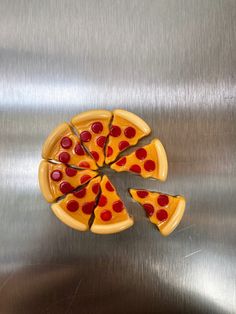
[111,138,168,181]
[90,175,133,234]
[71,110,112,167]
[129,189,186,236]
[51,176,102,231]
[42,122,98,170]
[105,109,151,164]
[38,160,98,203]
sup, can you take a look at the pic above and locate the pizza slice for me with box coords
[111,139,168,181]
[90,175,133,234]
[51,176,101,231]
[38,160,98,203]
[105,109,151,164]
[71,110,112,167]
[42,122,98,170]
[129,189,186,236]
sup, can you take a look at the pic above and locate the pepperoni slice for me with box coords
[51,170,62,181]
[136,190,149,198]
[91,151,99,162]
[100,210,112,221]
[60,136,72,149]
[143,203,154,216]
[135,148,147,160]
[116,157,126,166]
[82,202,95,214]
[73,187,86,198]
[129,164,141,173]
[80,174,91,184]
[80,131,92,142]
[78,161,90,169]
[110,125,121,137]
[156,209,168,222]
[106,146,113,157]
[98,195,107,207]
[157,195,169,207]
[74,143,85,155]
[124,127,136,139]
[112,200,124,212]
[144,160,156,172]
[65,167,77,177]
[59,181,74,194]
[91,122,103,134]
[59,152,70,163]
[105,181,114,192]
[92,183,100,194]
[96,136,106,148]
[118,141,129,151]
[66,200,79,212]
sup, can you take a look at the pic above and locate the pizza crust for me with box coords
[38,160,55,203]
[42,123,71,159]
[113,109,151,134]
[71,110,112,126]
[153,139,168,181]
[159,196,186,236]
[90,217,134,234]
[51,203,88,231]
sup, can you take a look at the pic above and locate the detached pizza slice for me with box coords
[111,139,168,181]
[51,176,101,231]
[38,160,98,203]
[71,110,112,167]
[42,122,98,170]
[105,109,151,164]
[90,175,133,234]
[129,189,186,236]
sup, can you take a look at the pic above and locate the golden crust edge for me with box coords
[90,216,134,234]
[71,110,112,126]
[51,203,88,231]
[38,160,55,203]
[153,138,168,181]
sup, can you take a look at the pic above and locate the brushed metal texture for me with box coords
[0,0,236,313]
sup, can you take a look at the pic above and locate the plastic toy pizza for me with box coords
[39,109,186,236]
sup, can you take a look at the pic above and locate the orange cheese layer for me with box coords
[51,176,101,231]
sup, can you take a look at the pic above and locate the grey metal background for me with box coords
[0,0,236,313]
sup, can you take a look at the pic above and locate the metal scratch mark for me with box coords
[184,249,202,259]
[65,279,82,314]
[0,272,14,293]
[176,224,195,233]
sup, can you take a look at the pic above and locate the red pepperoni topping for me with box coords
[137,190,149,198]
[135,148,147,160]
[80,174,92,184]
[78,161,90,169]
[80,131,92,142]
[124,126,136,139]
[110,125,121,137]
[91,122,103,134]
[82,202,95,215]
[129,164,141,173]
[98,195,107,207]
[100,210,112,221]
[92,183,100,194]
[74,143,85,155]
[65,167,77,177]
[105,181,115,192]
[144,160,156,172]
[156,209,168,222]
[106,146,113,157]
[73,187,86,198]
[118,141,129,151]
[143,203,154,216]
[60,136,72,149]
[157,195,169,207]
[51,170,62,181]
[112,200,124,212]
[66,200,79,212]
[91,151,99,162]
[116,157,126,166]
[96,136,106,148]
[59,152,70,163]
[59,181,74,194]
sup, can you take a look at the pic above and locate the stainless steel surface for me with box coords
[0,1,235,313]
